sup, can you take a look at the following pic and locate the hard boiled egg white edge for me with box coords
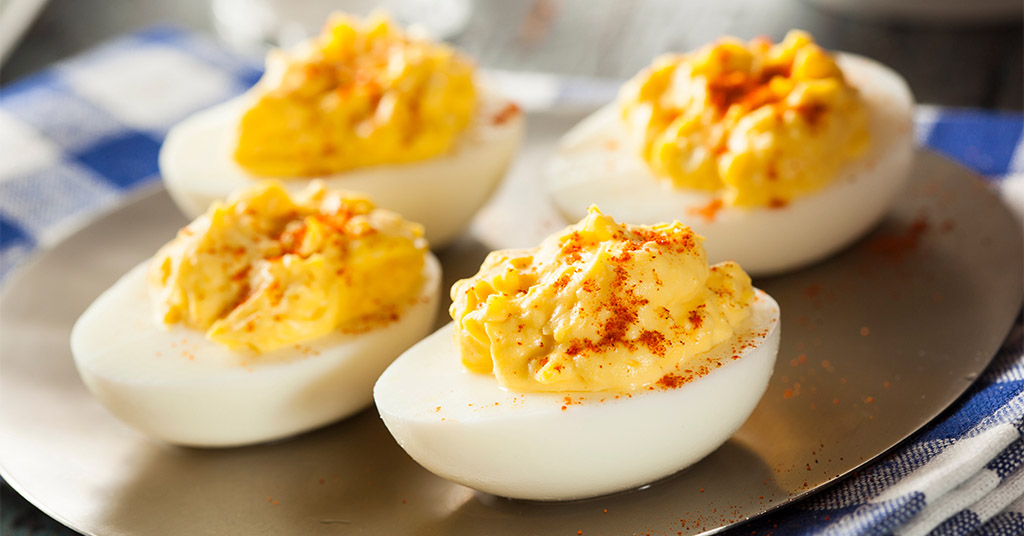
[70,253,441,448]
[373,289,780,501]
[545,53,915,276]
[159,88,524,249]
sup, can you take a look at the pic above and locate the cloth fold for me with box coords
[0,27,1021,536]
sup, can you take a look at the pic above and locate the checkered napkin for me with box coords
[0,27,1022,536]
[0,27,261,277]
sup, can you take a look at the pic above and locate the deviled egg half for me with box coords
[374,207,780,500]
[547,31,914,275]
[71,181,440,447]
[161,12,524,248]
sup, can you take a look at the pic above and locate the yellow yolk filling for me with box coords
[450,206,754,393]
[619,30,870,207]
[234,12,477,177]
[149,181,426,353]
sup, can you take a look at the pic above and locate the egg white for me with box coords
[546,54,915,276]
[159,90,524,249]
[373,289,779,501]
[70,253,441,448]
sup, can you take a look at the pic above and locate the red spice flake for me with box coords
[741,83,781,112]
[783,388,794,399]
[706,67,785,114]
[867,217,929,262]
[799,354,807,364]
[492,102,521,125]
[225,245,248,257]
[230,268,250,282]
[319,478,325,484]
[637,330,668,356]
[657,373,690,389]
[688,307,705,329]
[767,197,789,209]
[577,531,583,535]
[561,405,568,411]
[794,102,827,128]
[860,326,870,336]
[688,199,724,223]
[804,283,821,299]
[865,396,875,403]
[559,236,585,264]
[603,509,608,514]
[402,499,407,504]
[832,398,840,405]
[884,381,891,388]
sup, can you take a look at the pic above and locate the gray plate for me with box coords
[1,113,1022,536]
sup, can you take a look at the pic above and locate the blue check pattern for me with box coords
[0,27,1021,536]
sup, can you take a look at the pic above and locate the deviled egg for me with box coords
[71,181,440,447]
[374,207,780,500]
[547,31,914,275]
[161,12,524,248]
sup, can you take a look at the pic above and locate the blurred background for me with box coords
[0,1,1020,534]
[2,0,1022,109]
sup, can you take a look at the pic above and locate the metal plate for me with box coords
[1,113,1021,536]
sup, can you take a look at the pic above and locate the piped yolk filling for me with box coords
[234,12,478,177]
[450,206,754,392]
[619,30,870,207]
[149,181,426,353]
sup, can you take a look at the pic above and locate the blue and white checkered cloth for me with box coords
[0,27,1021,536]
